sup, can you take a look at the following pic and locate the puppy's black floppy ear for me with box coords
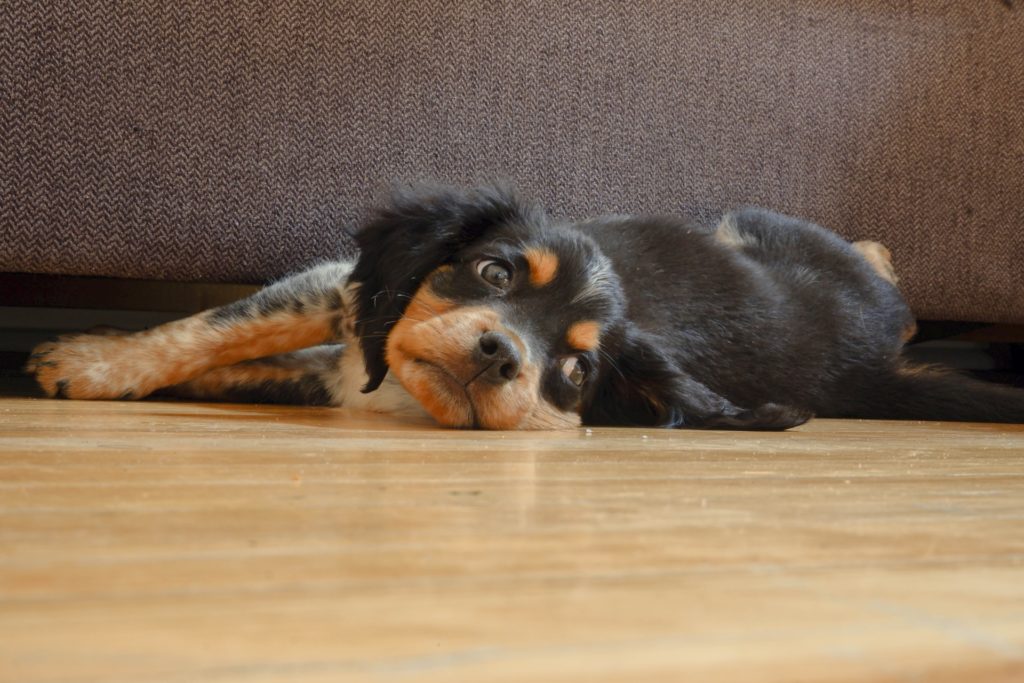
[583,327,810,431]
[351,184,540,392]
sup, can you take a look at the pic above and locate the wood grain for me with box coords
[1,398,1023,682]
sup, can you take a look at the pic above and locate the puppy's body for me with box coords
[580,209,910,420]
[27,185,1024,429]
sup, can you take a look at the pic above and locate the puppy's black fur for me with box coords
[351,184,1024,429]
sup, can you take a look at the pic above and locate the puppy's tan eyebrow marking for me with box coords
[566,320,601,351]
[524,247,559,287]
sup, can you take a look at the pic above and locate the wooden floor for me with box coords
[1,397,1023,683]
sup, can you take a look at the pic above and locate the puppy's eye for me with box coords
[560,355,587,387]
[476,259,513,289]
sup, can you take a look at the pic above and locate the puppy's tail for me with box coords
[842,364,1024,424]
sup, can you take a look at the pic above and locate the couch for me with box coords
[3,1,1022,323]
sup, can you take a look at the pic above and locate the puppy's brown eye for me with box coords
[476,259,512,289]
[560,356,587,387]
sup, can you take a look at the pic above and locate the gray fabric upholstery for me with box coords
[2,1,1022,322]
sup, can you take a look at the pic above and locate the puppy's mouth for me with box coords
[410,354,544,430]
[400,353,519,428]
[409,358,481,428]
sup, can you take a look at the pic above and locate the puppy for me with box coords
[26,184,1024,429]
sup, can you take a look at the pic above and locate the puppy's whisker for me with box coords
[395,293,445,318]
[598,349,625,379]
[390,295,444,323]
[351,317,398,329]
[396,314,432,325]
[367,290,389,307]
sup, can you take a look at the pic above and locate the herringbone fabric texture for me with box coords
[2,1,1022,322]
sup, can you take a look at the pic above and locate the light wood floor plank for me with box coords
[1,398,1022,682]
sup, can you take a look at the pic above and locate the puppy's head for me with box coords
[351,184,636,429]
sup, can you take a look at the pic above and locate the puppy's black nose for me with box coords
[475,331,521,383]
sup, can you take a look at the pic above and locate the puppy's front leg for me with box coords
[692,402,813,431]
[27,262,354,400]
[672,375,812,431]
[157,346,343,405]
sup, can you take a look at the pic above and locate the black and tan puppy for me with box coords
[27,184,1024,429]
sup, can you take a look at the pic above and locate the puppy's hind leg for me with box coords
[852,240,917,342]
[27,261,356,400]
[712,213,759,250]
[852,240,898,285]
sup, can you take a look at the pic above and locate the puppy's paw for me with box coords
[26,335,145,400]
[744,403,813,431]
[698,403,813,431]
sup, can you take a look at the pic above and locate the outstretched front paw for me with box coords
[741,403,814,431]
[698,402,813,431]
[26,335,145,400]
